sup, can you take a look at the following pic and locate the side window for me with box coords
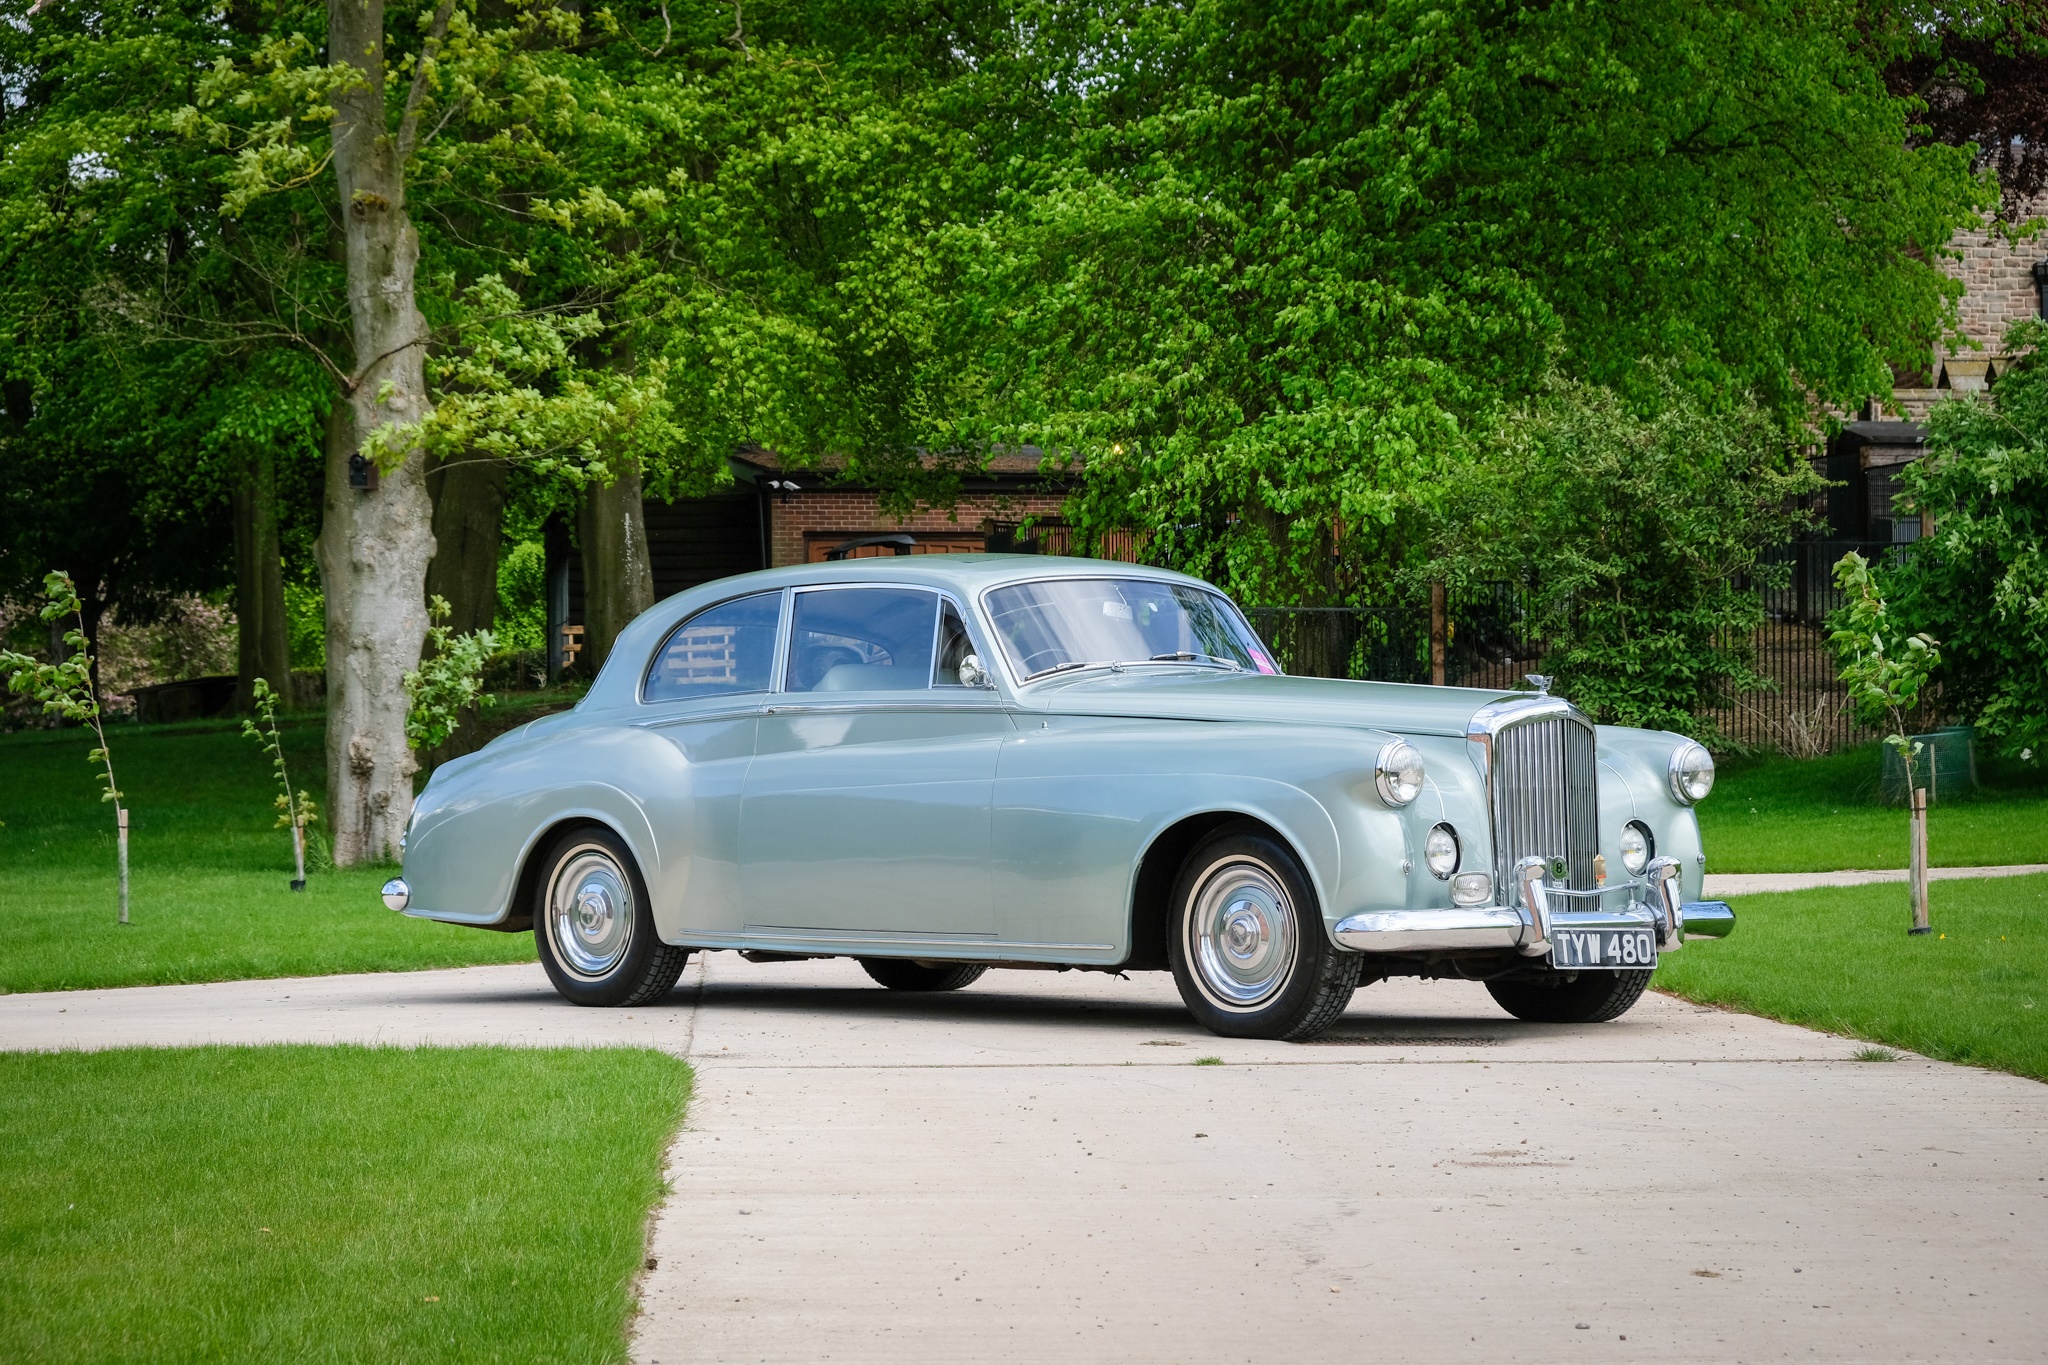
[643,592,782,703]
[934,599,976,686]
[785,588,939,693]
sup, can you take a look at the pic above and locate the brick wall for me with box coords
[765,489,1070,567]
[1940,193,2048,353]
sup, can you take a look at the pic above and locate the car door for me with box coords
[739,586,1012,944]
[635,588,783,934]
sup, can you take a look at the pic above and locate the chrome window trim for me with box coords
[772,581,1003,698]
[636,586,790,707]
[970,576,1274,690]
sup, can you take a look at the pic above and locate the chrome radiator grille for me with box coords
[1489,715,1600,893]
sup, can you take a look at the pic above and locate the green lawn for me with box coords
[1657,872,2048,1081]
[1700,742,2048,873]
[0,716,540,993]
[0,1044,687,1364]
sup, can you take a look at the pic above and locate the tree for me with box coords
[1428,377,1823,740]
[1831,551,1942,933]
[1,572,129,923]
[943,0,1988,603]
[1887,319,2048,761]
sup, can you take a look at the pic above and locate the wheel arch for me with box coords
[504,814,643,934]
[1126,812,1314,971]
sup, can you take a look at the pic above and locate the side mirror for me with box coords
[957,654,995,689]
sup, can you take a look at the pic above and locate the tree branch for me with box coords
[397,0,461,166]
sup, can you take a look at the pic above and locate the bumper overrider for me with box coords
[1333,856,1734,958]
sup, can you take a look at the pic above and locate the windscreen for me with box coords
[982,578,1279,680]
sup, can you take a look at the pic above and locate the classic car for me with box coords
[382,556,1734,1040]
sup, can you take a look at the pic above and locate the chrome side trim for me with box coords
[760,702,1011,716]
[693,927,1118,954]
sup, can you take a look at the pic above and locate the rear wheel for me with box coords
[1486,968,1651,1023]
[858,959,988,992]
[1168,826,1359,1040]
[533,826,690,1007]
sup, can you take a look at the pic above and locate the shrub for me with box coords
[1431,378,1821,741]
[1888,321,2048,761]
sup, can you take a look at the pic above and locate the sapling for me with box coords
[1830,552,1942,934]
[242,676,318,889]
[404,596,498,752]
[0,572,129,923]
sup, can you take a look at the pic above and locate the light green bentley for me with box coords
[383,556,1733,1040]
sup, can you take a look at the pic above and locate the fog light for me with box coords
[1450,872,1492,906]
[1620,820,1653,876]
[1423,823,1460,878]
[381,878,411,913]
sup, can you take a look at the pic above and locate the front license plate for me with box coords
[1550,926,1657,970]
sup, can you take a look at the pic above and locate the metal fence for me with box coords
[1243,542,1909,755]
[995,517,1901,753]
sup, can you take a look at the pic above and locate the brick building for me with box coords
[544,447,1084,674]
[1824,195,2048,545]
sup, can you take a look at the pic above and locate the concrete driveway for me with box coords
[5,955,2044,1363]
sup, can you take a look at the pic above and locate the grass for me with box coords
[1700,742,2048,873]
[0,712,553,993]
[1656,872,2048,1081]
[0,1044,688,1364]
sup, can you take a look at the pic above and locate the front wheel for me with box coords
[1168,826,1360,1040]
[1486,969,1651,1023]
[533,826,690,1007]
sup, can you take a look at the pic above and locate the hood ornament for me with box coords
[1524,674,1553,696]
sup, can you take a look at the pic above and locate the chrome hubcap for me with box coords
[548,848,635,979]
[1187,859,1297,1010]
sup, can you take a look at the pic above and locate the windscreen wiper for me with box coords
[1024,660,1116,681]
[1151,652,1243,670]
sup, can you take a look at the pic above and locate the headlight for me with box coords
[1619,820,1653,876]
[1423,823,1460,878]
[1668,741,1715,805]
[1375,740,1426,807]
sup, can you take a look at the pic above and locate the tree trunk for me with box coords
[232,446,292,710]
[318,0,441,865]
[577,461,655,675]
[425,454,507,639]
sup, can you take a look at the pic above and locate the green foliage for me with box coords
[494,540,548,654]
[0,572,122,808]
[1886,321,2048,762]
[1432,380,1822,740]
[240,676,317,844]
[283,580,325,673]
[953,0,1987,601]
[404,596,497,751]
[1831,552,1942,791]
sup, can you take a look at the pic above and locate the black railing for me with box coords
[998,519,1902,754]
[1243,542,1907,754]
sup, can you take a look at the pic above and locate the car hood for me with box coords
[1018,669,1519,737]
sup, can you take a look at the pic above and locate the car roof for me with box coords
[581,555,1222,711]
[670,553,1204,598]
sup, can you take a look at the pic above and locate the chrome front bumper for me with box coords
[1333,857,1734,958]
